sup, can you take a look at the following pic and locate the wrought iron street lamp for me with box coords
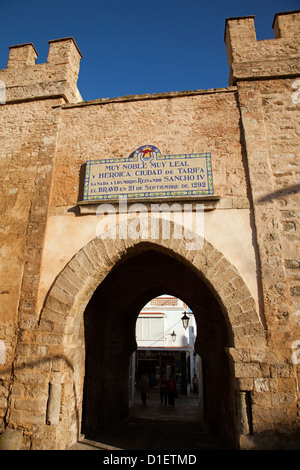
[181,312,190,330]
[171,330,177,342]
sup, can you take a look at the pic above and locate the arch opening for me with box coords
[80,246,238,448]
[134,294,201,408]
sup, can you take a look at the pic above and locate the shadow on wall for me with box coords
[258,184,300,203]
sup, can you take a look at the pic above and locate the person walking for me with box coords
[167,374,177,407]
[138,375,149,405]
[192,374,199,394]
[159,374,168,405]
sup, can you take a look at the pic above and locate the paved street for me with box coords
[70,390,227,450]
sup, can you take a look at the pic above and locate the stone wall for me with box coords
[39,85,258,313]
[0,38,82,437]
[50,88,246,209]
[225,11,300,445]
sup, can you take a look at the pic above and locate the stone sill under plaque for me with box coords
[77,196,221,215]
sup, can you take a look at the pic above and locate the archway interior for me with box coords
[81,245,237,446]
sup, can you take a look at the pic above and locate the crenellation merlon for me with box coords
[225,10,300,85]
[1,37,82,103]
[273,10,300,38]
[47,37,82,71]
[7,43,38,68]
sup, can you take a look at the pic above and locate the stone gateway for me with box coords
[0,11,299,450]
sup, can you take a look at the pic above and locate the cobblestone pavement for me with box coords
[70,391,228,450]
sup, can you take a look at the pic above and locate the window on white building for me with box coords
[136,315,164,342]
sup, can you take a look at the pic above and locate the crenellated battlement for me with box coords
[0,37,82,103]
[225,10,300,85]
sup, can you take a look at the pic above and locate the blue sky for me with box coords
[0,0,299,101]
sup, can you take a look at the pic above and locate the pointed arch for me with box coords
[39,217,266,350]
[24,217,267,449]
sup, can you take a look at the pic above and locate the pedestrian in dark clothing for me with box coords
[167,375,177,407]
[138,375,149,405]
[159,374,168,405]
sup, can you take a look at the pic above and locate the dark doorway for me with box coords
[81,244,237,448]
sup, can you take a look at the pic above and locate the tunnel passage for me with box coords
[81,244,237,447]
